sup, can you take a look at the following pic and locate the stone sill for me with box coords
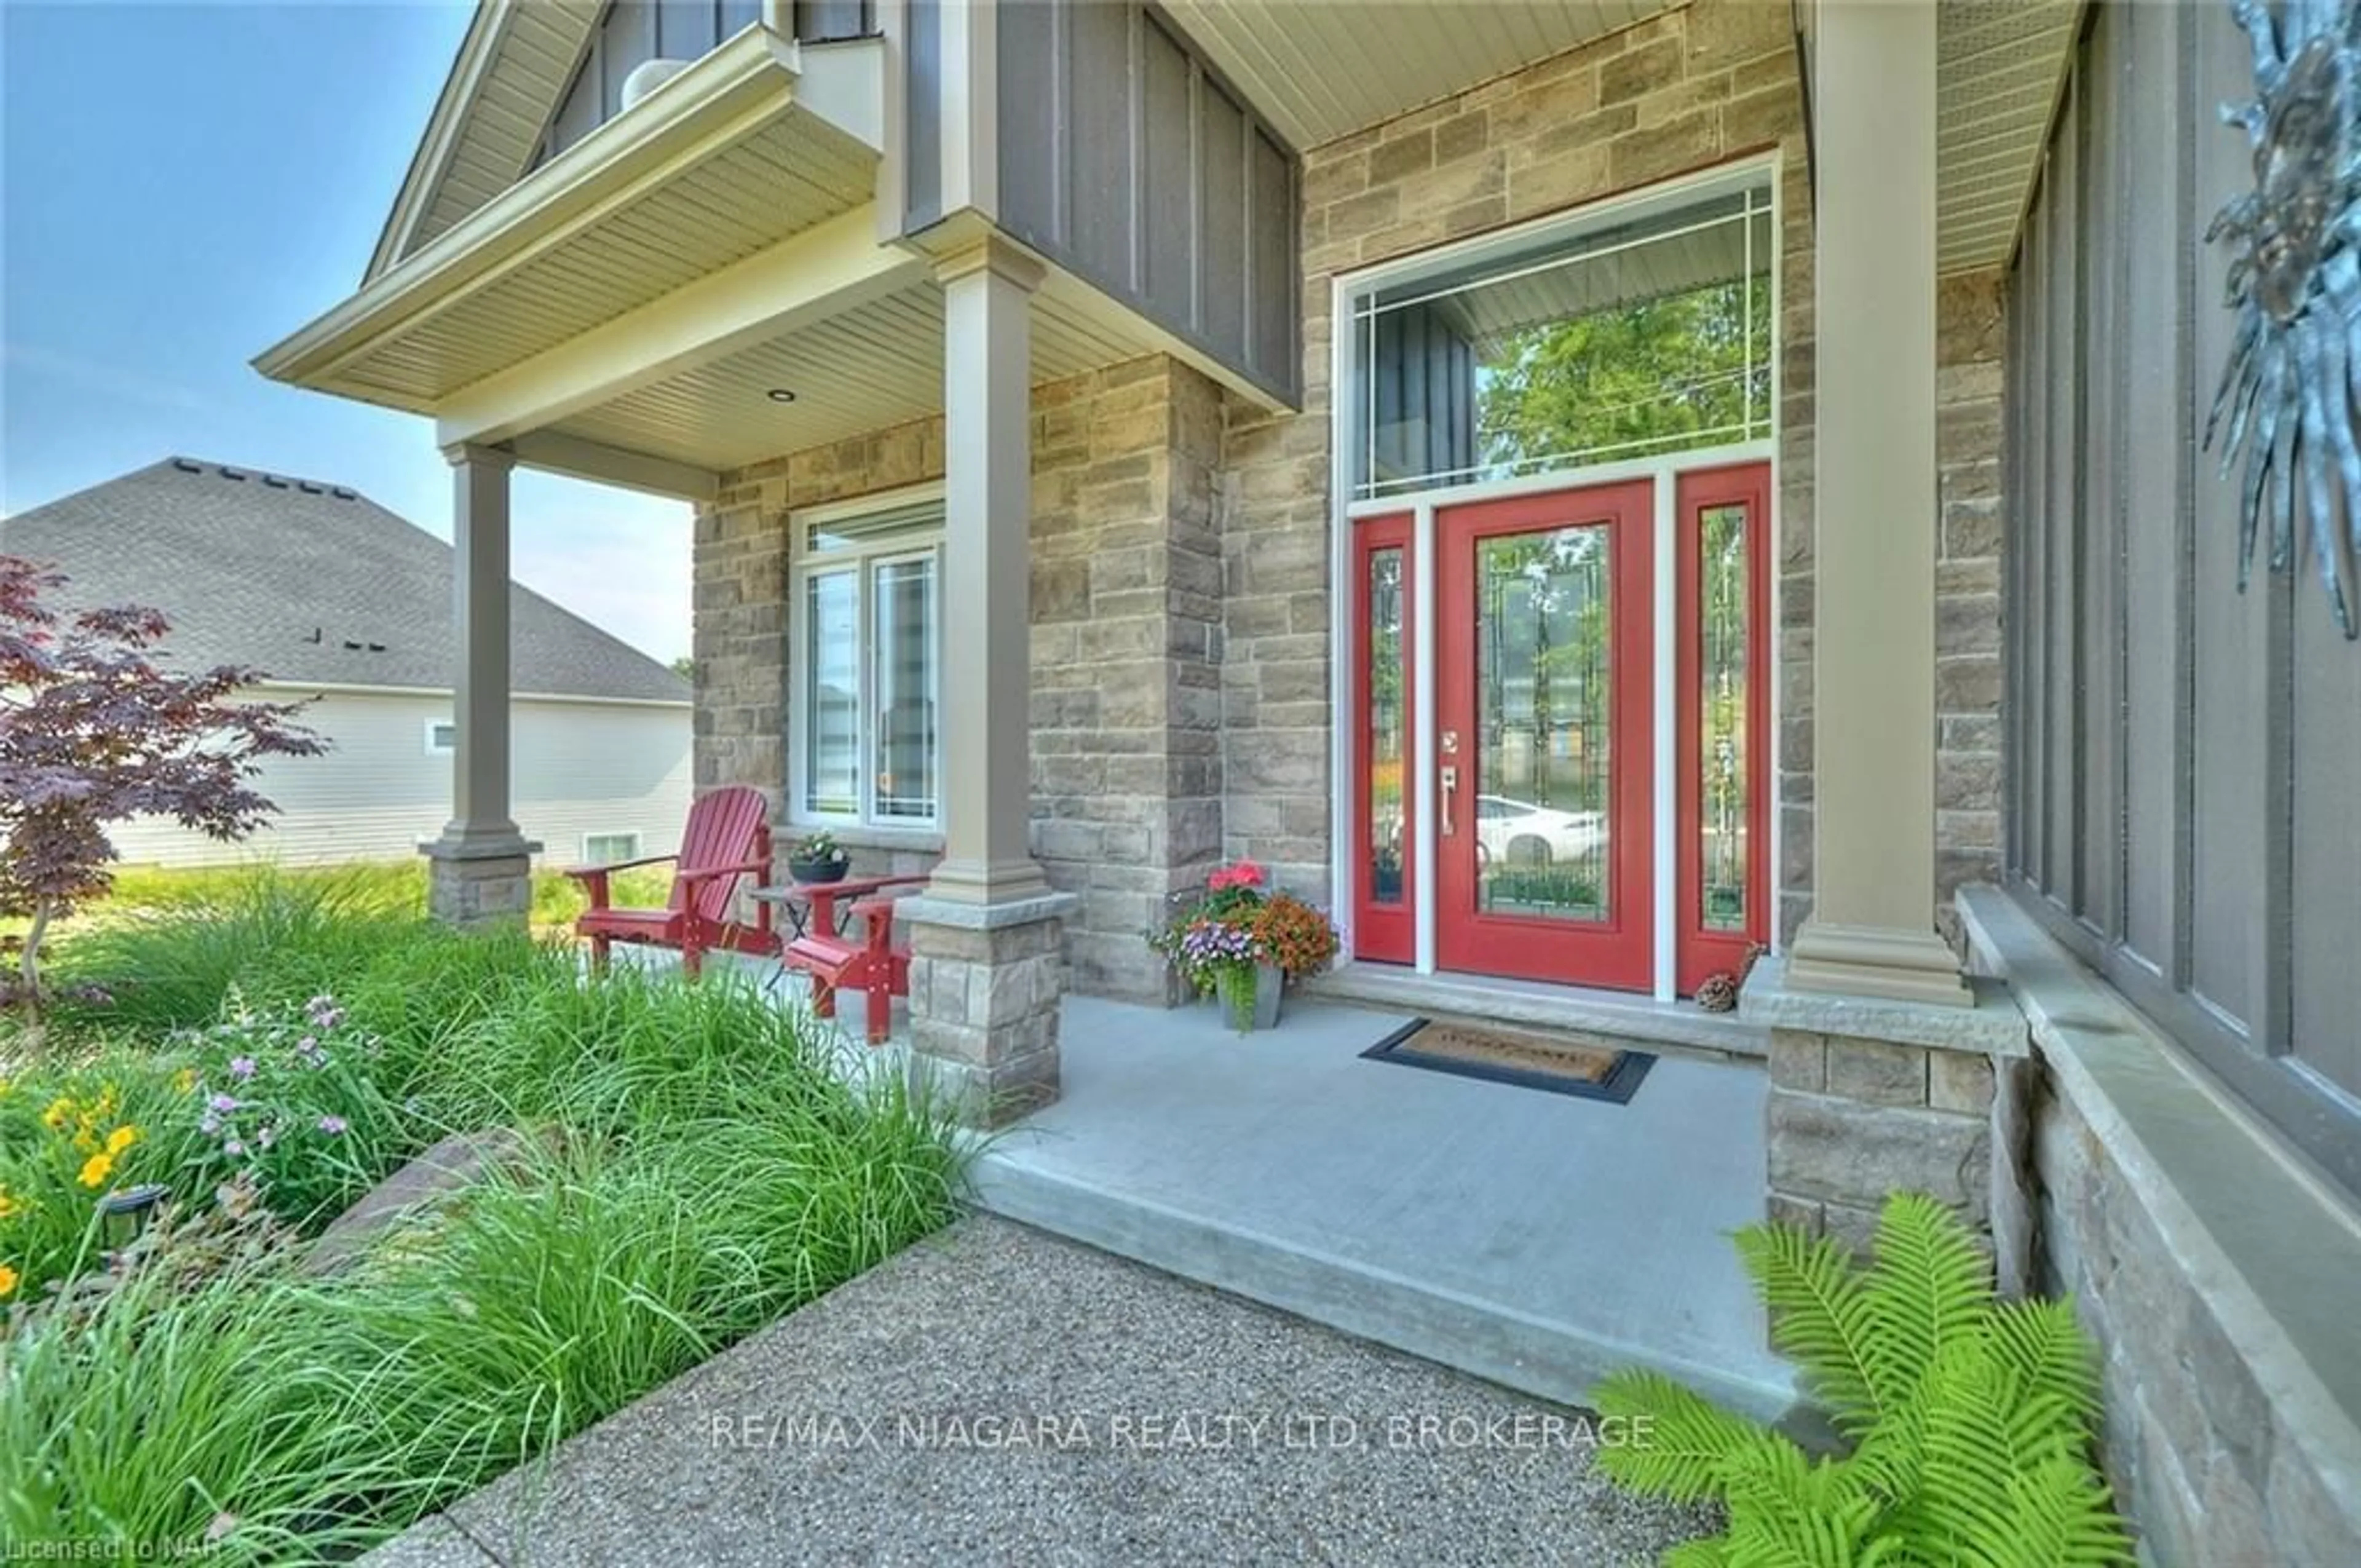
[1958,884,2361,1522]
[1739,954,2030,1056]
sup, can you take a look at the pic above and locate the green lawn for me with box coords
[0,869,962,1562]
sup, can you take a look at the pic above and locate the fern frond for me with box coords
[1736,1220,1884,1433]
[1720,1445,1894,1568]
[1842,1413,1924,1510]
[1665,1537,1737,1568]
[1908,1339,2090,1554]
[1859,1193,1995,1415]
[1982,1456,2136,1568]
[1982,1297,2101,1425]
[1594,1368,1774,1502]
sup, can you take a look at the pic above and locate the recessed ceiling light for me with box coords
[765,387,797,403]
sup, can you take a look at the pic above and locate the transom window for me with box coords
[790,491,942,829]
[1350,182,1773,502]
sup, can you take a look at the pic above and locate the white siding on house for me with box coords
[109,689,693,870]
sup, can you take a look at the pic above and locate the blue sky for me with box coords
[1,1,693,663]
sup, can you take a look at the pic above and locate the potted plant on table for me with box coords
[1151,860,1340,1033]
[786,830,850,885]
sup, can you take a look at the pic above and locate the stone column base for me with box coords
[421,834,540,927]
[900,892,1077,1128]
[1742,956,2035,1290]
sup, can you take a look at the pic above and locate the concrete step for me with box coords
[970,1144,1795,1427]
[1311,962,1769,1061]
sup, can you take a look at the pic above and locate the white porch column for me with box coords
[1784,0,1968,1007]
[927,235,1051,906]
[897,233,1074,1127]
[423,443,539,924]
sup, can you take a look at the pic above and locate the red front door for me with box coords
[1432,481,1654,989]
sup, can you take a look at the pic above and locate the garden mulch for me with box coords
[365,1214,1715,1567]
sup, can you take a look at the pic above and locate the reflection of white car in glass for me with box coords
[1474,795,1604,866]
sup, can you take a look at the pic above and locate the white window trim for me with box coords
[787,481,947,833]
[1325,153,1785,999]
[582,830,642,864]
[424,717,456,755]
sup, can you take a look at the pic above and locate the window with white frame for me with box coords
[791,491,942,828]
[583,831,641,865]
[1348,180,1774,502]
[424,719,457,754]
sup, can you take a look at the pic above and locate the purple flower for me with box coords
[198,1112,222,1137]
[227,1056,256,1081]
[257,1123,279,1150]
[223,1138,246,1158]
[317,1115,347,1136]
[305,996,344,1031]
[208,1093,239,1114]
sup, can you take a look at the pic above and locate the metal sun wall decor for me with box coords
[2204,0,2361,637]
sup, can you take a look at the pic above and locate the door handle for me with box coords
[1441,766,1458,836]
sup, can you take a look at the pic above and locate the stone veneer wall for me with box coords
[691,356,1225,1002]
[2031,1085,2358,1566]
[1220,0,1822,932]
[1934,270,2007,943]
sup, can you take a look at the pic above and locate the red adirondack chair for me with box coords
[567,786,774,978]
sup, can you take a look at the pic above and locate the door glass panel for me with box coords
[1367,546,1406,905]
[1699,504,1749,932]
[1475,526,1611,922]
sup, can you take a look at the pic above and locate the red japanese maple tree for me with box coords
[1,555,325,1006]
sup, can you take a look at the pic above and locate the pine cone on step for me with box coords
[1696,970,1741,1013]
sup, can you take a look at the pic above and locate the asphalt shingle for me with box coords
[1,457,689,704]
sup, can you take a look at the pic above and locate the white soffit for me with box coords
[1934,0,2082,275]
[337,113,877,406]
[550,284,1155,473]
[1158,0,1672,152]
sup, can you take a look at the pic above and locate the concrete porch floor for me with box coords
[970,992,1795,1423]
[649,951,1792,1420]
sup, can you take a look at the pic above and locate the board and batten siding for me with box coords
[2003,0,2361,1194]
[989,0,1301,404]
[539,1,875,165]
[109,691,693,871]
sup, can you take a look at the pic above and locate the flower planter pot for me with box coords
[1219,961,1285,1032]
[788,857,848,885]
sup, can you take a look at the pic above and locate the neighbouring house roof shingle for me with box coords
[1,457,689,705]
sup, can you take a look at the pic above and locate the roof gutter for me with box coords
[257,678,692,710]
[254,25,813,399]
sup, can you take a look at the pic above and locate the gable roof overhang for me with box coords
[368,0,607,283]
[257,25,888,424]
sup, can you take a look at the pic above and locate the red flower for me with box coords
[1206,859,1267,892]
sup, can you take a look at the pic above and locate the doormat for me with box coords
[1360,1018,1655,1104]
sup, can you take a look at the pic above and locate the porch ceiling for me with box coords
[1934,0,2082,275]
[546,280,1160,473]
[1158,0,1672,153]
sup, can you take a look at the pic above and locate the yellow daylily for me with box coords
[78,1152,114,1189]
[173,1067,199,1095]
[105,1125,138,1156]
[0,1262,18,1298]
[42,1097,74,1131]
[0,1186,17,1221]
